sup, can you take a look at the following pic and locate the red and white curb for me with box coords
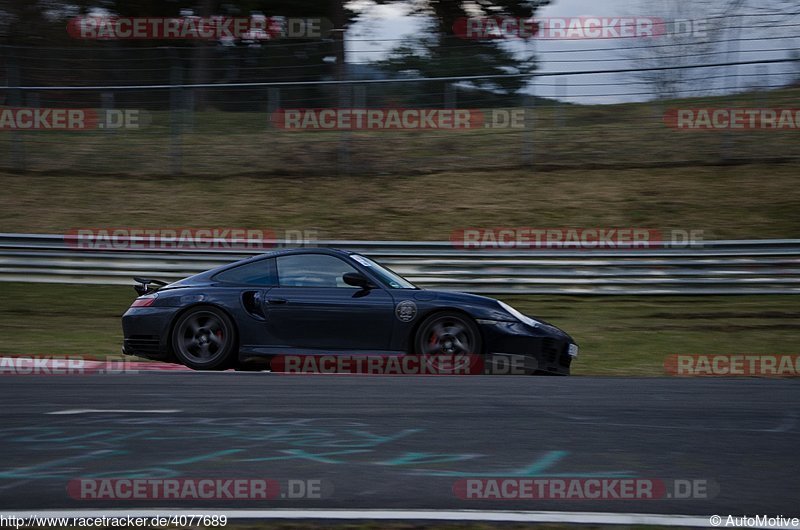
[0,356,193,373]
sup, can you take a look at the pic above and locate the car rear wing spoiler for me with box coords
[133,277,168,296]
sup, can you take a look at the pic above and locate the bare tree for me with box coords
[621,0,732,100]
[622,0,799,99]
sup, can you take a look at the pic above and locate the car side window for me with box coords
[277,254,359,288]
[213,259,276,285]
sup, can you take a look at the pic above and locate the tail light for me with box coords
[130,293,158,307]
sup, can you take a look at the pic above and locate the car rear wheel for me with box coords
[414,311,483,368]
[171,306,236,370]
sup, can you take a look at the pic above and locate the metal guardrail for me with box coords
[1,233,799,295]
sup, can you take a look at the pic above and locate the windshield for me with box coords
[351,254,418,290]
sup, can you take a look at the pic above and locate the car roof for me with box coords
[223,246,356,268]
[252,246,353,260]
[169,247,361,287]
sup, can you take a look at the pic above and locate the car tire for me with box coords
[171,305,237,370]
[413,311,483,373]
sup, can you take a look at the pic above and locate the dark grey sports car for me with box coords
[122,248,578,374]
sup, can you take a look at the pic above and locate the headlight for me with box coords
[498,301,542,328]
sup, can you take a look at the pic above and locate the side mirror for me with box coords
[343,272,373,289]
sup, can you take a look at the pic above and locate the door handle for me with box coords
[267,298,288,305]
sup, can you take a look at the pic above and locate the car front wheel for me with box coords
[414,311,482,357]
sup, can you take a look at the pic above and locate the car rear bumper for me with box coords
[122,306,181,361]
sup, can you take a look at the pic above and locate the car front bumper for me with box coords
[478,319,577,375]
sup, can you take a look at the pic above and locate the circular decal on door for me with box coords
[395,300,417,322]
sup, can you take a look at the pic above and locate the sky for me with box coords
[345,0,799,104]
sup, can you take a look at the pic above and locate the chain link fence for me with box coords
[1,44,799,176]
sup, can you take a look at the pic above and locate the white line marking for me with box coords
[45,409,181,415]
[0,509,719,527]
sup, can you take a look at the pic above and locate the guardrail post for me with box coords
[444,83,456,109]
[523,92,535,167]
[337,82,352,175]
[184,88,195,134]
[7,58,25,171]
[556,78,566,128]
[169,63,183,176]
[101,92,115,136]
[267,87,280,130]
[353,84,366,173]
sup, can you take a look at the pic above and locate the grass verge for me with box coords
[1,163,799,240]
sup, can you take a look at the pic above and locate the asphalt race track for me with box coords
[0,373,798,518]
